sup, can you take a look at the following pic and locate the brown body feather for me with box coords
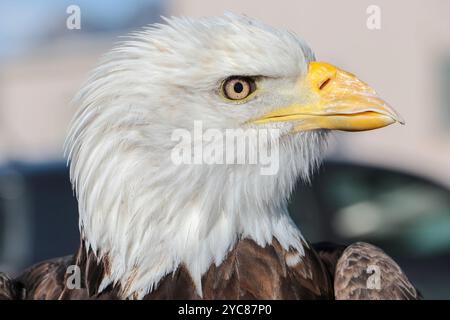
[0,240,420,300]
[334,242,421,300]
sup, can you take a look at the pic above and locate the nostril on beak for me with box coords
[319,78,331,90]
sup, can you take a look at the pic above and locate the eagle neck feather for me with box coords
[69,132,326,299]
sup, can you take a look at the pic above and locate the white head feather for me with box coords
[65,14,328,299]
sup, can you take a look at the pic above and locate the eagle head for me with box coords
[65,14,403,298]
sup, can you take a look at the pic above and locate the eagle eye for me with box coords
[222,76,256,101]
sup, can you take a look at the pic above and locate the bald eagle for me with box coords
[0,14,420,300]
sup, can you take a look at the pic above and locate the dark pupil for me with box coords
[233,82,244,93]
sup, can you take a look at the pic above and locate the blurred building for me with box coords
[0,38,109,163]
[0,0,165,165]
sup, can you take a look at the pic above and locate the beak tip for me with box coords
[395,115,406,125]
[385,106,405,125]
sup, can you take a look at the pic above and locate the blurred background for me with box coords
[0,0,449,299]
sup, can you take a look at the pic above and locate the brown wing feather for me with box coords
[312,242,347,283]
[334,242,421,300]
[17,256,73,300]
[0,272,23,300]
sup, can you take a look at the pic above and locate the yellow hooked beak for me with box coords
[252,62,404,132]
